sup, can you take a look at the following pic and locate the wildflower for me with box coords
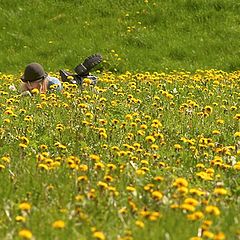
[202,230,214,239]
[31,88,39,94]
[153,176,164,182]
[205,205,221,216]
[174,144,182,150]
[0,164,5,170]
[145,135,156,143]
[52,220,65,229]
[204,106,213,114]
[172,177,188,187]
[18,229,33,239]
[190,237,202,240]
[15,215,26,222]
[92,231,105,240]
[187,211,204,221]
[19,202,31,211]
[90,154,100,162]
[94,162,105,170]
[212,130,221,135]
[213,187,228,195]
[151,190,163,201]
[97,181,108,189]
[79,164,88,172]
[19,143,28,149]
[180,203,195,212]
[77,175,88,182]
[184,198,199,206]
[135,220,144,228]
[234,132,240,137]
[233,113,240,120]
[216,119,224,124]
[214,232,225,240]
[126,186,136,192]
[38,164,49,171]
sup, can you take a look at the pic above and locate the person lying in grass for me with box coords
[20,62,62,95]
[20,54,102,95]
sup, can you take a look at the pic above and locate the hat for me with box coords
[21,63,48,82]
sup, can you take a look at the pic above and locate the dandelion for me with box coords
[92,231,106,240]
[90,154,100,162]
[234,132,240,137]
[151,190,163,201]
[233,113,240,120]
[174,144,182,150]
[52,220,65,229]
[18,229,33,239]
[135,220,145,228]
[15,215,26,222]
[202,230,214,239]
[172,177,188,187]
[184,198,199,206]
[187,211,204,221]
[180,203,195,212]
[204,106,213,114]
[19,202,31,211]
[126,186,136,192]
[213,187,228,195]
[31,88,39,94]
[145,135,155,143]
[0,164,6,170]
[205,205,221,216]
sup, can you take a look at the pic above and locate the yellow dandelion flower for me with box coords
[15,215,26,222]
[19,202,31,211]
[180,203,195,212]
[145,135,155,143]
[233,113,240,120]
[214,232,225,240]
[151,190,163,201]
[126,186,136,192]
[184,198,199,206]
[204,106,213,114]
[31,88,39,94]
[135,220,144,228]
[202,230,214,239]
[90,154,100,162]
[234,132,240,137]
[52,220,65,229]
[0,164,6,170]
[19,143,28,149]
[92,231,105,240]
[174,144,182,150]
[212,130,221,135]
[205,205,221,216]
[18,229,33,239]
[172,177,188,187]
[213,187,228,195]
[77,175,88,182]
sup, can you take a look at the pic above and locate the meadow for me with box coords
[0,69,239,239]
[0,0,240,239]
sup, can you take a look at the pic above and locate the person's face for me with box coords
[26,78,45,92]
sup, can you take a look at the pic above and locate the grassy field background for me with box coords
[0,0,240,74]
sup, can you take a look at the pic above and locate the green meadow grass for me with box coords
[0,0,240,74]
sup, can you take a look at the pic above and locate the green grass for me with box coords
[0,0,240,74]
